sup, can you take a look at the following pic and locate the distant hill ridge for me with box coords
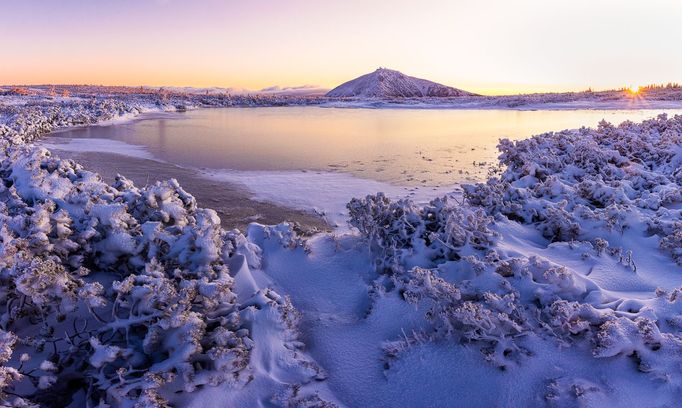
[326,68,475,98]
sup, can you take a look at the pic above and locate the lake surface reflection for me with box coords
[50,107,682,186]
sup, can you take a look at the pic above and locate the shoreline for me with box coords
[45,109,184,135]
[316,99,682,111]
[34,105,331,233]
[41,138,462,233]
[38,102,682,234]
[47,149,330,233]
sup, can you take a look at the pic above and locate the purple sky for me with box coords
[2,0,681,94]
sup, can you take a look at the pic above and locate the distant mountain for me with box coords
[258,85,329,97]
[326,68,475,98]
[142,84,329,97]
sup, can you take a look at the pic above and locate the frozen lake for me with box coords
[43,106,682,228]
[45,107,682,186]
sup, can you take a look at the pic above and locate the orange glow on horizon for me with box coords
[626,85,643,97]
[2,70,617,97]
[3,0,682,95]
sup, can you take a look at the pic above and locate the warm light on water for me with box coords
[50,107,682,186]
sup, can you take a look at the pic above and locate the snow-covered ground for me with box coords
[41,137,156,161]
[2,90,682,407]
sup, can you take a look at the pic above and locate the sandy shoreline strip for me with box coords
[49,149,330,233]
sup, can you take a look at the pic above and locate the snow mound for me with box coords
[326,68,475,98]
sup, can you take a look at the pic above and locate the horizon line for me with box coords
[2,82,666,98]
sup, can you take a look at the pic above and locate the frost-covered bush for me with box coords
[350,114,682,388]
[0,138,320,406]
[658,221,682,264]
[536,203,581,242]
[0,147,251,404]
[348,194,496,272]
[464,114,682,257]
[0,330,24,405]
[382,264,532,369]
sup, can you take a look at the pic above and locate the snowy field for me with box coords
[2,89,682,406]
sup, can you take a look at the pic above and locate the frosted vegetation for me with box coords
[0,94,332,407]
[346,114,682,405]
[6,82,682,111]
[2,88,682,406]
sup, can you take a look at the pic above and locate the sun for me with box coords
[626,85,642,96]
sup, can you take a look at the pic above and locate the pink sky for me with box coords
[2,0,682,95]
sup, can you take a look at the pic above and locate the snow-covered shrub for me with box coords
[0,114,320,406]
[658,221,682,265]
[271,388,338,408]
[0,330,23,404]
[591,315,682,384]
[347,193,421,271]
[348,194,496,272]
[350,114,682,386]
[463,114,682,261]
[385,266,530,368]
[536,203,581,242]
[86,262,250,404]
